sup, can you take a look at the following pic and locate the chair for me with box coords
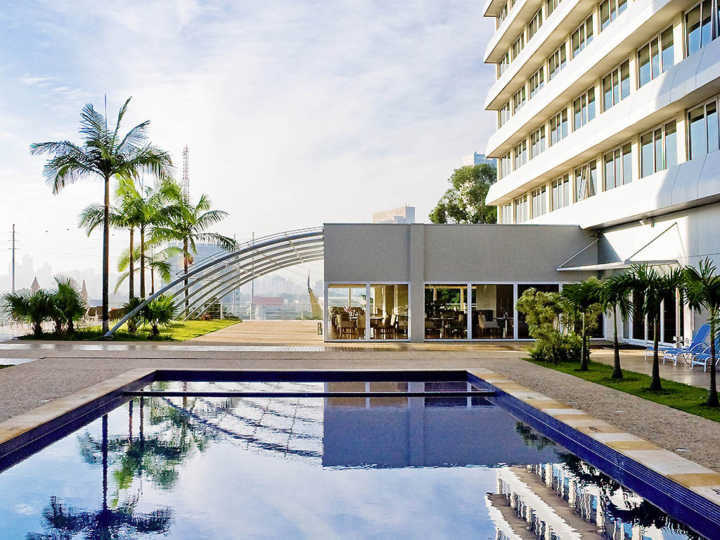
[661,324,710,365]
[690,335,720,371]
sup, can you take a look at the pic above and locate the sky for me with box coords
[0,0,496,296]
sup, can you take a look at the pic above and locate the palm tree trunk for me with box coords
[151,267,155,295]
[183,237,189,316]
[708,314,718,406]
[102,174,110,334]
[650,314,662,391]
[129,227,135,299]
[580,313,588,370]
[140,224,146,299]
[611,304,623,379]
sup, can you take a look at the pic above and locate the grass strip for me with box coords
[17,320,239,342]
[527,357,720,423]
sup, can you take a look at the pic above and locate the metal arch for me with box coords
[170,239,323,310]
[185,251,324,319]
[104,227,324,337]
[181,248,325,318]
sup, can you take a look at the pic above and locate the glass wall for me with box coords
[471,285,514,339]
[327,284,367,340]
[424,285,468,339]
[369,284,409,340]
[517,284,560,338]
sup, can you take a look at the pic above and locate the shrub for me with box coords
[3,290,54,337]
[123,297,144,334]
[52,279,86,334]
[142,295,175,337]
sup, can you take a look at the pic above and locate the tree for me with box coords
[561,278,603,371]
[429,164,497,224]
[2,290,54,337]
[600,273,633,380]
[628,264,684,391]
[52,279,86,334]
[30,97,172,333]
[682,258,720,406]
[115,245,182,296]
[152,183,236,314]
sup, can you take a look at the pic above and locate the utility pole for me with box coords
[10,224,16,293]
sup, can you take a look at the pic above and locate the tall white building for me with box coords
[483,0,720,344]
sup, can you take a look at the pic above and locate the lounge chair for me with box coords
[691,336,720,372]
[657,324,710,364]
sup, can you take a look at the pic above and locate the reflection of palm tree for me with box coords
[28,415,172,539]
[515,422,556,451]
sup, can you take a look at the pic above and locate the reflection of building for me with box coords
[322,381,560,467]
[372,206,415,224]
[488,461,690,539]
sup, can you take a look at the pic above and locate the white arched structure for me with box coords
[105,227,324,337]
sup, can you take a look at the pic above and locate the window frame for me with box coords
[528,67,545,99]
[549,109,568,145]
[547,43,567,80]
[571,15,594,58]
[573,87,596,130]
[530,126,546,159]
[601,60,630,112]
[640,121,678,177]
[551,175,571,211]
[574,159,598,202]
[531,185,548,218]
[603,142,633,190]
[637,27,674,87]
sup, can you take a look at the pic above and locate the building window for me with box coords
[513,140,528,169]
[424,285,468,339]
[574,161,598,201]
[601,61,630,111]
[549,109,568,145]
[531,186,547,217]
[471,284,514,339]
[498,51,511,78]
[571,15,593,57]
[548,44,567,80]
[369,284,409,340]
[512,86,527,113]
[641,121,677,176]
[514,194,529,223]
[638,28,674,87]
[499,153,512,178]
[511,33,524,60]
[527,8,543,40]
[501,203,513,223]
[328,285,368,340]
[551,175,571,210]
[599,0,627,31]
[498,102,512,127]
[604,143,632,190]
[528,68,545,99]
[573,88,596,130]
[685,1,719,56]
[688,99,718,159]
[546,0,560,17]
[530,126,546,158]
[497,2,508,25]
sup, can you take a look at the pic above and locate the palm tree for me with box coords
[30,97,172,333]
[628,264,684,391]
[682,258,720,406]
[53,278,87,334]
[600,273,633,380]
[3,290,54,337]
[561,278,602,370]
[152,184,236,314]
[115,245,181,295]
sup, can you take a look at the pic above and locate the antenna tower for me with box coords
[182,145,190,201]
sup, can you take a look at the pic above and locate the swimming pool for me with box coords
[0,371,712,538]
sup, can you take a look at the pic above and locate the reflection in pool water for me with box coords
[0,381,703,539]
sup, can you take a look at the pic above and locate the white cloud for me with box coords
[0,1,495,294]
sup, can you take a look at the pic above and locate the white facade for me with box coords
[483,0,720,344]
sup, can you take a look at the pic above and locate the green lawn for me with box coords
[17,319,239,342]
[528,357,720,423]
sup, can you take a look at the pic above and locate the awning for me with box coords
[556,222,681,272]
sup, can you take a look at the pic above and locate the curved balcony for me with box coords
[485,0,685,157]
[486,39,720,206]
[484,0,539,64]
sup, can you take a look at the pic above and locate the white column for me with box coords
[467,282,472,340]
[513,283,519,340]
[365,284,371,340]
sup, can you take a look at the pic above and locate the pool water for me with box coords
[0,381,702,539]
